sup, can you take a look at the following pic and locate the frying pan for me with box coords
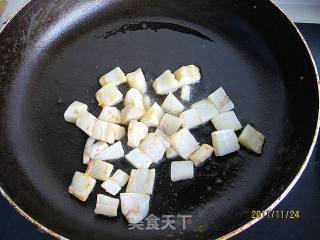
[0,0,319,239]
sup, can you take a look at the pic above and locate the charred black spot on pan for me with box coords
[94,21,213,42]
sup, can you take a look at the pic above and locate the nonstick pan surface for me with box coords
[0,0,319,239]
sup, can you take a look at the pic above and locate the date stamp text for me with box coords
[251,210,300,219]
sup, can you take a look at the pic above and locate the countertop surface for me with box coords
[0,12,319,240]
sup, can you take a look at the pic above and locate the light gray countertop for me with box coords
[1,0,320,25]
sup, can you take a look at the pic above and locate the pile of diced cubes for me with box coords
[64,65,265,223]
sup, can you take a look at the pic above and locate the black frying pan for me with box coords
[0,0,319,239]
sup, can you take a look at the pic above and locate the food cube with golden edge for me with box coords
[85,160,114,181]
[68,172,96,201]
[64,101,88,123]
[190,144,214,166]
[99,67,126,87]
[76,111,97,136]
[140,102,164,127]
[96,84,123,107]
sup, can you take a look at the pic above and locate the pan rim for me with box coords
[0,0,319,240]
[217,1,320,238]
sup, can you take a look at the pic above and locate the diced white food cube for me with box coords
[190,144,214,166]
[154,128,171,148]
[125,148,153,169]
[85,141,108,158]
[76,111,97,136]
[211,129,240,156]
[83,137,95,164]
[105,124,116,144]
[95,194,119,217]
[127,120,148,148]
[166,147,178,159]
[159,113,183,136]
[98,107,121,124]
[162,93,185,116]
[170,161,194,182]
[238,124,265,154]
[92,141,124,161]
[120,193,150,224]
[121,105,145,124]
[99,67,126,87]
[96,84,123,107]
[92,121,123,144]
[212,111,242,131]
[68,172,96,201]
[126,68,147,94]
[192,99,219,124]
[140,103,164,127]
[208,87,234,113]
[174,65,201,85]
[179,109,202,129]
[126,169,155,195]
[171,128,199,159]
[180,85,191,102]
[64,101,88,123]
[124,88,144,108]
[110,169,129,188]
[109,123,126,141]
[140,133,166,163]
[101,179,121,196]
[143,95,152,110]
[152,70,180,95]
[92,120,126,144]
[92,119,109,142]
[85,160,114,181]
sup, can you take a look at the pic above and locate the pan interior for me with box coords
[0,0,318,239]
